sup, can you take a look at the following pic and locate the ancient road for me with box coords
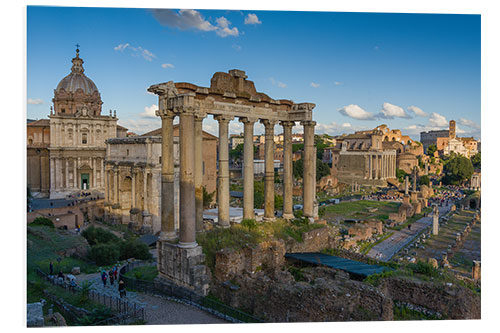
[75,273,226,325]
[367,203,451,262]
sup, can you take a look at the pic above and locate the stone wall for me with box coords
[212,267,393,322]
[379,276,480,319]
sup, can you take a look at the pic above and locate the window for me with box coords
[61,108,66,113]
[82,133,87,144]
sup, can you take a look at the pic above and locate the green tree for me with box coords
[202,186,215,208]
[419,175,430,186]
[274,194,283,210]
[292,143,304,153]
[316,159,331,180]
[293,158,304,179]
[426,144,437,156]
[396,168,408,182]
[471,152,481,169]
[254,180,265,209]
[229,143,244,161]
[443,155,474,185]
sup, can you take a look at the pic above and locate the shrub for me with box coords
[408,261,440,278]
[82,226,120,246]
[31,217,54,228]
[88,243,120,266]
[119,240,152,261]
[241,219,257,232]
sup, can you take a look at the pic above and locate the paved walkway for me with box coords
[367,204,451,262]
[75,273,226,325]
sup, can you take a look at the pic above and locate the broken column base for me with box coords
[156,240,211,296]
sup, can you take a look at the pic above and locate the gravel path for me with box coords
[75,272,226,325]
[367,204,451,261]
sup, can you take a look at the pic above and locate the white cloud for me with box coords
[334,81,343,86]
[310,82,320,88]
[232,44,242,51]
[338,104,376,120]
[139,104,158,119]
[114,43,156,61]
[428,112,448,127]
[244,13,262,25]
[408,105,427,117]
[151,9,239,38]
[269,77,287,88]
[161,63,175,69]
[314,121,367,136]
[214,17,239,37]
[377,102,412,119]
[119,118,161,135]
[28,98,43,105]
[458,117,480,130]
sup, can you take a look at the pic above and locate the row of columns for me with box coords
[50,122,112,147]
[50,156,104,190]
[365,153,396,180]
[157,105,317,248]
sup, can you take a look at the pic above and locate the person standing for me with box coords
[109,269,114,286]
[101,270,108,287]
[113,265,118,280]
[49,261,53,276]
[118,280,126,298]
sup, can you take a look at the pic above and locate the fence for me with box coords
[119,261,264,323]
[35,268,145,324]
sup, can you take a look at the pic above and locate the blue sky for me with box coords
[27,6,481,140]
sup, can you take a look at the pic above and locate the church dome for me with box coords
[55,48,99,95]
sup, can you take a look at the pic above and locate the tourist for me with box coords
[109,269,114,286]
[101,270,108,287]
[69,278,77,292]
[118,280,126,298]
[49,261,53,276]
[113,265,118,280]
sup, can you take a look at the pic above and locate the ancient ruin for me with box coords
[149,70,317,294]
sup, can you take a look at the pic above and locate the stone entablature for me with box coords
[337,149,397,186]
[149,70,317,295]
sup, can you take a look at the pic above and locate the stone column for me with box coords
[65,159,69,189]
[405,176,409,195]
[159,111,176,240]
[413,167,417,191]
[364,155,369,179]
[281,121,295,220]
[100,159,104,188]
[240,117,257,220]
[369,155,372,179]
[143,169,148,213]
[104,167,108,202]
[114,168,119,204]
[131,169,136,208]
[432,206,439,235]
[194,114,206,232]
[73,158,77,189]
[302,120,316,220]
[92,158,96,188]
[261,119,276,221]
[178,110,197,248]
[215,115,233,228]
[50,158,55,190]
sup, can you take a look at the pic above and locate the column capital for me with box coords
[300,120,317,127]
[194,112,207,120]
[280,120,296,128]
[156,108,176,119]
[239,116,259,124]
[260,119,278,127]
[173,105,197,115]
[214,114,235,123]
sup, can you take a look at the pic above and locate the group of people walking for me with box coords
[101,265,126,298]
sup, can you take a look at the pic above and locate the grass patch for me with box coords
[123,265,158,281]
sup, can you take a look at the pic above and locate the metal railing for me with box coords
[35,268,146,323]
[119,261,264,323]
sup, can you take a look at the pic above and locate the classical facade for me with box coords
[27,119,51,197]
[336,129,397,186]
[149,69,317,295]
[103,125,217,233]
[27,48,128,199]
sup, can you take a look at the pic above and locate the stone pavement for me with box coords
[75,273,226,325]
[367,204,451,262]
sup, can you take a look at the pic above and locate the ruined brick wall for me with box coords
[379,276,480,319]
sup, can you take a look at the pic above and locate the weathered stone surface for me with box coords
[27,302,44,327]
[379,276,480,319]
[71,267,80,275]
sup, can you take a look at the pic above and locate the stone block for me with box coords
[27,302,44,327]
[70,267,80,275]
